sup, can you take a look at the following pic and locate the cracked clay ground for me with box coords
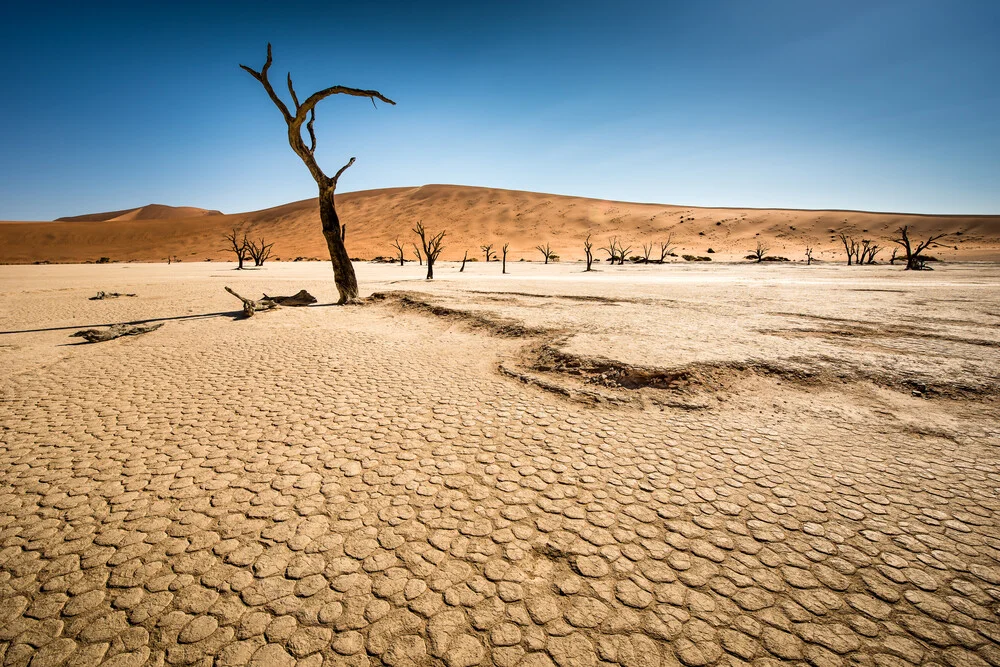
[0,262,998,667]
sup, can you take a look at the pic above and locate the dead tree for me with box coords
[390,238,405,266]
[481,244,496,262]
[226,286,278,317]
[223,228,250,269]
[641,242,654,263]
[460,250,469,272]
[600,237,619,264]
[246,237,275,266]
[751,240,768,262]
[617,242,632,265]
[584,234,594,271]
[891,225,947,270]
[658,235,676,263]
[412,244,422,265]
[805,247,813,265]
[859,239,881,265]
[502,242,509,274]
[241,44,395,303]
[413,222,445,279]
[838,232,857,266]
[889,247,899,265]
[536,243,554,264]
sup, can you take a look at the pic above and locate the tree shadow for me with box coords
[0,309,246,336]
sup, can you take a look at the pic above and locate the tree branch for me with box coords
[333,157,356,186]
[239,43,293,123]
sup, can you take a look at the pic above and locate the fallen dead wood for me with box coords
[262,290,317,306]
[225,286,277,317]
[89,291,137,300]
[225,287,317,317]
[71,322,163,343]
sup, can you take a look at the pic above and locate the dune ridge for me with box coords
[3,184,998,264]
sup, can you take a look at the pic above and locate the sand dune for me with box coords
[2,184,998,264]
[55,203,223,223]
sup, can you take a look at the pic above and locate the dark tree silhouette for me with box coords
[751,240,769,262]
[641,242,654,263]
[460,250,469,272]
[502,243,509,274]
[223,228,250,269]
[584,233,594,271]
[240,44,394,303]
[390,238,405,266]
[536,243,555,264]
[804,247,813,265]
[658,235,675,262]
[412,244,422,265]
[891,225,947,270]
[413,222,445,279]
[481,244,496,262]
[247,237,274,267]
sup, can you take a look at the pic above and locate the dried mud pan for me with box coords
[0,261,998,667]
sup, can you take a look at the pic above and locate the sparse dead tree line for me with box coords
[246,237,274,267]
[536,242,555,264]
[223,228,251,269]
[413,222,445,279]
[584,234,594,271]
[891,225,947,270]
[502,243,509,274]
[240,43,395,303]
[481,244,496,262]
[390,238,405,266]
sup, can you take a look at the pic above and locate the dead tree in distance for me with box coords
[750,240,769,262]
[600,237,620,264]
[223,228,250,269]
[641,242,654,263]
[502,242,509,274]
[481,244,496,262]
[412,244,422,265]
[838,232,857,266]
[891,225,947,270]
[247,237,274,267]
[805,247,813,265]
[460,250,469,272]
[390,238,405,266]
[413,222,445,279]
[658,235,675,263]
[240,44,395,303]
[536,242,555,264]
[617,242,632,265]
[584,233,594,271]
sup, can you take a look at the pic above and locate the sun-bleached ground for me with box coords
[2,184,999,265]
[1,261,998,667]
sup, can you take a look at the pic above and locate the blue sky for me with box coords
[1,0,998,219]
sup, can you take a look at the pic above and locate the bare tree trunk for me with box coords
[502,243,509,274]
[319,190,358,303]
[460,250,468,272]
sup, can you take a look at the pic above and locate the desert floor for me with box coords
[1,260,998,667]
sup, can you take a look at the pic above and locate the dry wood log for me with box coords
[262,289,317,306]
[71,322,163,343]
[89,291,137,300]
[225,286,278,317]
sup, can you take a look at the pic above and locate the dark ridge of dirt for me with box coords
[373,291,998,404]
[467,290,625,304]
[367,291,550,338]
[763,323,1000,349]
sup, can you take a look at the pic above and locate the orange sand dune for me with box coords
[2,184,998,264]
[55,204,223,223]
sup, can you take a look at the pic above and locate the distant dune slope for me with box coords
[55,204,223,223]
[2,185,998,263]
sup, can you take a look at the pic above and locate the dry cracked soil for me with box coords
[0,260,998,667]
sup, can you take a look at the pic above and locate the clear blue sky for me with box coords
[2,0,998,219]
